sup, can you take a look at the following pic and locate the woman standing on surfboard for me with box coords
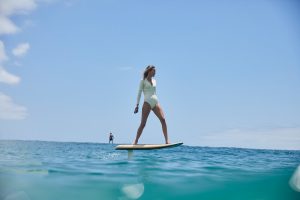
[133,65,170,145]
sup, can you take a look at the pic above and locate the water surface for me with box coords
[0,140,299,200]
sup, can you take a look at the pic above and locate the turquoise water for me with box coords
[0,140,299,200]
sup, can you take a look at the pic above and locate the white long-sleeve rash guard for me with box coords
[136,79,158,109]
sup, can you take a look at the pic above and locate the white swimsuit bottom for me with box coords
[145,95,158,109]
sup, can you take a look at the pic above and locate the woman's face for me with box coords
[149,68,156,77]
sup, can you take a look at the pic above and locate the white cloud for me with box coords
[0,92,28,120]
[0,15,20,35]
[12,43,30,57]
[0,66,21,85]
[0,0,58,120]
[0,0,37,16]
[197,127,300,150]
[0,0,37,35]
[0,40,8,62]
[0,41,21,85]
[0,0,68,35]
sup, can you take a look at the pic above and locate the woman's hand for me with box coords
[134,105,139,114]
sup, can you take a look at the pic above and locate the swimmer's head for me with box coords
[143,65,156,79]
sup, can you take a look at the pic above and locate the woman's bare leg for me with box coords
[152,103,170,144]
[133,102,151,144]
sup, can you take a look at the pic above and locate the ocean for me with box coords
[0,140,299,200]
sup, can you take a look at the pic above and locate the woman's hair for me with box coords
[143,65,155,79]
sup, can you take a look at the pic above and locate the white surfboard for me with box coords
[115,142,183,150]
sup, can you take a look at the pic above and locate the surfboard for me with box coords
[115,142,183,150]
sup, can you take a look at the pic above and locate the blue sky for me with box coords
[0,0,300,150]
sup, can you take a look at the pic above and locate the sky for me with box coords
[0,0,300,150]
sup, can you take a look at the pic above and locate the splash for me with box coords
[121,183,144,199]
[290,165,300,192]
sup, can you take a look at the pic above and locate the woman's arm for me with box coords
[136,79,143,106]
[134,80,143,113]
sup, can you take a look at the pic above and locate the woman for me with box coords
[133,65,170,144]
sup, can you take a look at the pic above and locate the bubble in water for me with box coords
[102,152,121,160]
[289,165,300,192]
[121,183,144,199]
[4,191,31,200]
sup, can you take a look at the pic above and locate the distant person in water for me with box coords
[109,132,114,144]
[133,65,170,145]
